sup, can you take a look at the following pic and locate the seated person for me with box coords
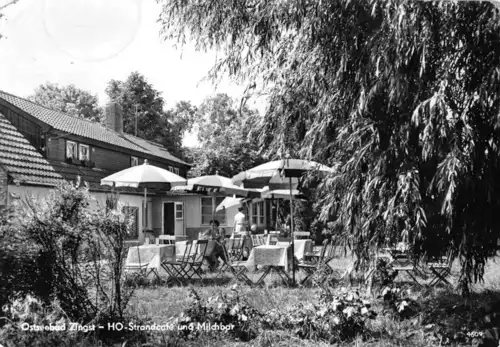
[199,220,227,271]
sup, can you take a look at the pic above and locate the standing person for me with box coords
[231,207,248,238]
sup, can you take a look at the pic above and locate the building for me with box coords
[0,91,273,241]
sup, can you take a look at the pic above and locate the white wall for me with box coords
[8,185,147,243]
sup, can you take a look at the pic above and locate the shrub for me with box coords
[174,286,263,342]
[263,287,377,343]
[1,180,140,345]
[379,286,420,320]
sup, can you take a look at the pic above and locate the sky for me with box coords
[0,0,266,147]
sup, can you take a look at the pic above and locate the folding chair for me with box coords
[427,256,452,287]
[217,243,254,286]
[391,251,424,286]
[293,231,311,240]
[156,235,176,245]
[266,234,279,245]
[161,240,193,285]
[225,238,244,260]
[251,235,261,246]
[298,241,334,285]
[176,240,210,281]
[124,246,161,281]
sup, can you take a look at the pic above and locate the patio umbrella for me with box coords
[101,159,187,233]
[172,173,257,233]
[215,197,245,212]
[232,158,334,285]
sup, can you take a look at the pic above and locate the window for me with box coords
[131,156,139,167]
[79,144,90,161]
[66,141,78,159]
[174,167,180,175]
[168,166,174,172]
[175,203,183,220]
[201,197,226,225]
[252,201,265,225]
[122,206,139,239]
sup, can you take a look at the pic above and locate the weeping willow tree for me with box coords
[159,0,500,295]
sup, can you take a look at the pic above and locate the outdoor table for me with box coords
[277,239,313,261]
[245,244,293,285]
[125,244,176,278]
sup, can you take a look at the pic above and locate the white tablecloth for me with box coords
[277,240,313,261]
[245,244,293,272]
[126,244,175,270]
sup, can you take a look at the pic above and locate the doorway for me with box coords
[163,202,175,235]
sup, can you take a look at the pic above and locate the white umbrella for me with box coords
[232,158,334,286]
[101,159,187,233]
[215,197,245,212]
[172,173,257,233]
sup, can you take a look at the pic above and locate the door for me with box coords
[163,202,175,235]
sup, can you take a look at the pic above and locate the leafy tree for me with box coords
[166,100,199,156]
[185,93,266,178]
[105,71,184,158]
[159,0,500,295]
[28,82,103,121]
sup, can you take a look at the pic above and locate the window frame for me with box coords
[131,156,139,167]
[66,140,78,160]
[78,144,90,161]
[201,197,226,226]
[175,202,184,220]
[251,201,265,225]
[174,167,180,175]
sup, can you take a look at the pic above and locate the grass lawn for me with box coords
[124,252,500,347]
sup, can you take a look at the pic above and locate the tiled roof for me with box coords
[0,113,65,186]
[0,112,181,194]
[0,90,190,166]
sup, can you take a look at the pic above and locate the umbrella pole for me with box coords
[144,187,147,234]
[212,195,215,234]
[289,177,295,286]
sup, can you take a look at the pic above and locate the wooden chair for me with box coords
[162,240,193,285]
[217,243,254,286]
[266,234,279,245]
[293,231,311,240]
[298,241,334,285]
[156,235,176,245]
[125,246,160,281]
[427,255,452,287]
[225,238,245,260]
[177,240,210,281]
[390,250,424,286]
[251,234,266,247]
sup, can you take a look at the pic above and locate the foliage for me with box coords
[105,71,184,158]
[379,286,420,320]
[158,0,500,296]
[171,285,378,344]
[263,287,376,343]
[174,286,262,342]
[0,205,39,323]
[28,82,102,122]
[0,181,139,346]
[0,295,95,347]
[184,93,266,178]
